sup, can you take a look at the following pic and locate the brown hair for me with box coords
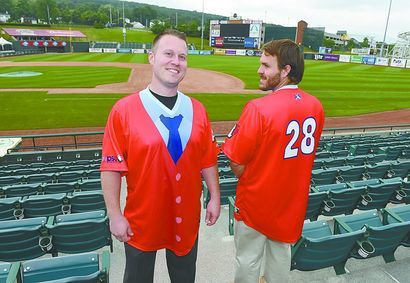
[262,39,304,84]
[152,29,187,51]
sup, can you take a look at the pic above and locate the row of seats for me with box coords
[0,148,102,166]
[0,210,111,262]
[0,169,101,187]
[0,251,109,283]
[311,160,409,186]
[226,178,409,235]
[0,191,105,221]
[314,154,387,170]
[0,159,100,171]
[0,179,101,198]
[291,205,410,274]
[0,163,100,177]
[92,42,118,48]
[307,178,409,220]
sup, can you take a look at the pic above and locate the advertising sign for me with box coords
[132,49,146,54]
[350,55,363,63]
[390,58,406,68]
[314,54,324,60]
[244,37,256,48]
[103,48,117,53]
[375,57,389,66]
[362,56,376,65]
[89,48,103,53]
[118,48,131,53]
[339,54,351,63]
[225,49,237,55]
[324,54,339,62]
[236,50,246,56]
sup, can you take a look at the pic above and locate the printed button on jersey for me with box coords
[176,173,181,181]
[176,196,182,204]
[176,217,182,224]
[176,235,181,242]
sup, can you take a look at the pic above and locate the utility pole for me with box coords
[47,5,51,24]
[122,1,126,44]
[175,11,178,28]
[200,0,204,50]
[380,0,392,57]
[109,5,112,27]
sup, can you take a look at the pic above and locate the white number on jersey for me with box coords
[284,118,317,159]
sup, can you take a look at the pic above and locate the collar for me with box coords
[275,85,298,92]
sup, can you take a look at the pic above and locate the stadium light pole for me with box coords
[200,0,204,50]
[380,0,392,57]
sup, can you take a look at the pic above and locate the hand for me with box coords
[205,196,220,226]
[109,214,134,242]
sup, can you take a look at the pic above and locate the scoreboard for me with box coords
[209,19,263,49]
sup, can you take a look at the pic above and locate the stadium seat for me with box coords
[0,197,21,221]
[218,167,236,179]
[228,196,235,235]
[20,251,109,283]
[311,168,338,186]
[356,178,402,210]
[364,163,391,180]
[0,176,25,187]
[69,191,106,213]
[305,191,327,221]
[348,178,380,188]
[48,210,112,255]
[345,155,368,167]
[25,173,56,184]
[334,210,410,263]
[382,204,410,247]
[0,262,19,283]
[78,179,102,191]
[322,158,346,169]
[316,183,364,216]
[84,169,101,180]
[336,166,365,183]
[291,220,363,275]
[20,193,68,218]
[0,217,49,262]
[389,161,410,180]
[56,171,85,183]
[41,182,78,195]
[1,183,41,198]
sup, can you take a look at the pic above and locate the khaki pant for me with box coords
[234,220,291,283]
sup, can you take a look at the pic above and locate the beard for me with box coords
[259,72,281,91]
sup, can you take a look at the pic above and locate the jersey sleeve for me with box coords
[201,112,219,168]
[222,102,261,165]
[100,107,129,174]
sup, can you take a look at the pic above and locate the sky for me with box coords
[129,0,409,43]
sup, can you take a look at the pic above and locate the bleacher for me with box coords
[0,147,110,282]
[92,41,118,49]
[0,128,409,281]
[119,42,152,49]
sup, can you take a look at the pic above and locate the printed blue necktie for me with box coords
[160,114,183,164]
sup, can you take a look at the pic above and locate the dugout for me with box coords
[2,28,87,53]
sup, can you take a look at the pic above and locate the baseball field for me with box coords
[1,52,410,131]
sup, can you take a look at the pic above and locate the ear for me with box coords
[281,64,291,79]
[148,51,154,65]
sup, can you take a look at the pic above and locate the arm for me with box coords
[101,171,133,242]
[230,161,245,178]
[202,165,220,226]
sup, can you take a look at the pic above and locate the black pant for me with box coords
[123,238,198,283]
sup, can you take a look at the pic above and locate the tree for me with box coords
[35,0,58,23]
[150,19,170,34]
[0,0,12,14]
[361,37,369,48]
[323,38,335,48]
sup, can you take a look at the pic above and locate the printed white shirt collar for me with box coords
[275,85,298,91]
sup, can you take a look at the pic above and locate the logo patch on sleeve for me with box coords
[103,155,124,163]
[227,124,240,138]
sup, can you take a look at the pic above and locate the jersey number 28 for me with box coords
[284,118,317,159]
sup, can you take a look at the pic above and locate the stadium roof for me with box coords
[2,28,86,38]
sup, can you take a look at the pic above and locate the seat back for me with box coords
[69,191,106,213]
[21,193,66,218]
[22,252,102,283]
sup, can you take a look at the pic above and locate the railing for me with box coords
[1,124,409,153]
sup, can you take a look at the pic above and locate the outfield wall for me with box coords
[304,53,409,68]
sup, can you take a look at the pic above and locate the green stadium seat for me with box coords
[336,166,365,183]
[0,197,21,221]
[316,183,364,216]
[56,171,85,183]
[363,163,391,180]
[356,178,402,210]
[20,193,68,218]
[311,168,338,186]
[0,176,25,187]
[41,182,77,195]
[291,220,363,275]
[334,210,410,263]
[48,210,112,255]
[348,178,380,188]
[382,204,410,247]
[0,217,50,262]
[20,251,109,283]
[25,173,56,184]
[322,158,346,169]
[1,183,41,198]
[0,262,19,283]
[305,191,327,221]
[69,191,106,213]
[389,161,410,179]
[78,179,102,191]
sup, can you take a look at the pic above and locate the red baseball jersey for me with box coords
[223,86,324,243]
[101,90,217,256]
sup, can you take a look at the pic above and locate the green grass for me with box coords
[0,53,410,130]
[0,66,130,88]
